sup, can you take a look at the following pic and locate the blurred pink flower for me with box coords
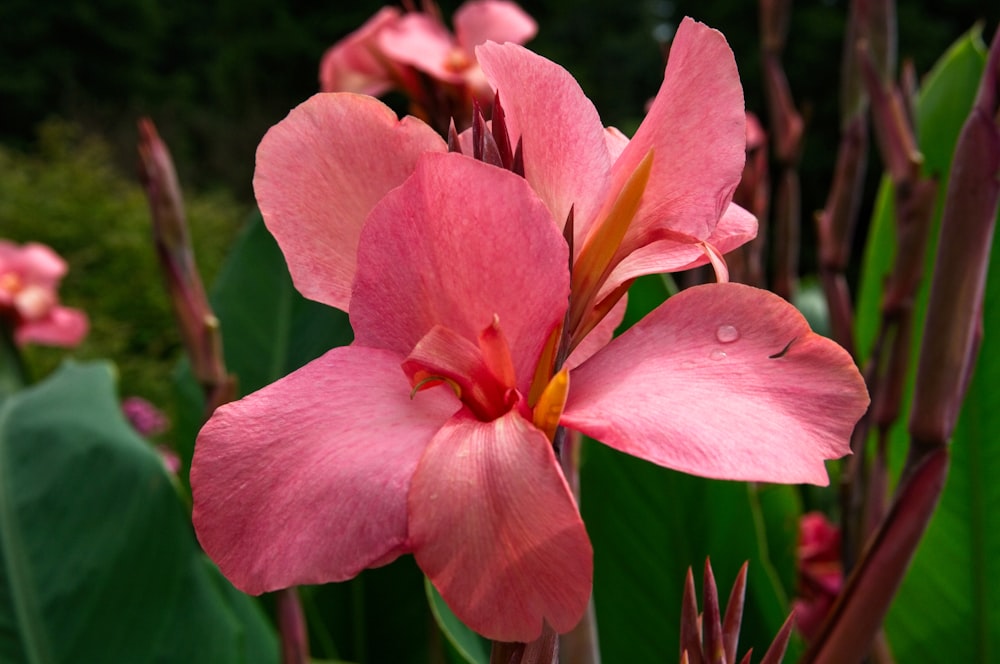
[193,19,868,642]
[319,1,536,132]
[0,240,88,347]
[793,511,844,641]
[122,395,170,437]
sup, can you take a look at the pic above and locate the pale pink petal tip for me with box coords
[454,0,538,50]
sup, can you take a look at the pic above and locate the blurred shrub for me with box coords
[0,120,246,416]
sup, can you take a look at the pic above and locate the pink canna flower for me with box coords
[0,240,88,347]
[319,1,536,132]
[793,512,844,641]
[193,18,868,642]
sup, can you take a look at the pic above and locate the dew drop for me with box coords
[710,349,727,361]
[716,324,740,344]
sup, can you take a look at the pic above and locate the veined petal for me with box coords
[477,41,612,243]
[562,284,868,485]
[191,345,458,595]
[598,202,757,299]
[410,410,592,642]
[254,93,446,312]
[608,18,746,250]
[454,0,537,51]
[351,152,569,394]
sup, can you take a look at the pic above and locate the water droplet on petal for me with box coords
[710,349,727,361]
[716,324,740,343]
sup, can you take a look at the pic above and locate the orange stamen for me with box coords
[568,149,654,333]
[532,368,570,442]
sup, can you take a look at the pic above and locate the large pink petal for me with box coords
[350,152,569,393]
[477,42,612,243]
[254,93,446,312]
[454,0,537,51]
[378,13,462,82]
[191,345,458,595]
[409,410,592,642]
[599,202,758,298]
[562,284,868,485]
[319,7,401,95]
[606,18,746,251]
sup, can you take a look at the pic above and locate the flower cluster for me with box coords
[0,240,87,348]
[320,0,535,133]
[192,18,868,642]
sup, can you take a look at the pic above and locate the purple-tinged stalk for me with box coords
[854,51,937,544]
[729,114,770,288]
[138,118,307,664]
[815,0,895,360]
[759,0,802,301]
[804,25,1000,663]
[909,27,1000,451]
[490,625,559,664]
[137,118,236,416]
[679,561,793,664]
[815,0,895,568]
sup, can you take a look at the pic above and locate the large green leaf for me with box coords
[580,275,803,662]
[425,579,489,664]
[0,361,277,663]
[853,28,999,662]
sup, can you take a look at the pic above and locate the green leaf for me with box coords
[580,442,802,662]
[0,361,277,663]
[301,559,436,664]
[854,27,999,662]
[425,578,489,664]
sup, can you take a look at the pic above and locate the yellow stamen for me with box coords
[528,322,562,407]
[569,149,655,332]
[532,368,570,442]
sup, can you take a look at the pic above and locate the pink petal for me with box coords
[607,18,746,253]
[191,345,458,595]
[600,201,758,298]
[253,93,446,312]
[453,0,537,51]
[350,152,569,394]
[15,306,88,347]
[562,284,869,485]
[409,409,592,642]
[477,42,612,242]
[15,242,68,283]
[378,13,463,82]
[319,7,401,95]
[604,126,629,162]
